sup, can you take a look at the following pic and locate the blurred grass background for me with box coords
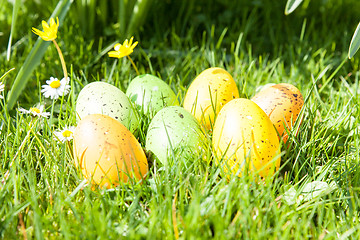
[1,0,360,88]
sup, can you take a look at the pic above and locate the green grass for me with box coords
[1,0,360,239]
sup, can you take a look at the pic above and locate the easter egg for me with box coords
[73,114,148,189]
[251,83,304,143]
[183,67,239,130]
[75,82,138,133]
[212,98,280,179]
[145,106,204,165]
[126,74,179,117]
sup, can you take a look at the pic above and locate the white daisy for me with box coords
[41,77,70,100]
[0,82,4,99]
[18,105,51,118]
[54,126,76,142]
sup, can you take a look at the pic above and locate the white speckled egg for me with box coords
[76,82,139,133]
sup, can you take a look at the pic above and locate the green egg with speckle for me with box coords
[145,106,204,165]
[126,74,179,117]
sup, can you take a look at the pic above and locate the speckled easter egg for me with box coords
[145,106,204,165]
[251,83,304,143]
[183,67,239,130]
[75,82,138,133]
[126,74,179,117]
[212,98,281,179]
[73,114,148,189]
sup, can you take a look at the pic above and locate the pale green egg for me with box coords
[145,106,204,165]
[126,74,179,117]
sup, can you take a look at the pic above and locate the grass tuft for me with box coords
[1,0,360,238]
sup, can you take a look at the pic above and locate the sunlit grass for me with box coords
[1,0,360,239]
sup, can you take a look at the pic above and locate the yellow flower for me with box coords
[108,37,138,59]
[32,17,59,41]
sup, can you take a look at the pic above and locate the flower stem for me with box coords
[127,55,140,75]
[66,140,74,159]
[52,40,68,80]
[49,99,55,126]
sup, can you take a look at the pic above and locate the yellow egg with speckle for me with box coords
[73,114,148,189]
[212,98,281,179]
[251,83,304,143]
[183,67,239,130]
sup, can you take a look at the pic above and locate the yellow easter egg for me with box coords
[212,98,280,179]
[183,67,239,130]
[73,114,148,189]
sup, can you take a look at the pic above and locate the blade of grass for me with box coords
[6,0,21,61]
[6,0,73,110]
[1,68,15,127]
[118,0,126,36]
[348,21,360,59]
[285,0,304,15]
[215,28,228,50]
[127,0,153,37]
[319,57,348,93]
[86,40,118,69]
